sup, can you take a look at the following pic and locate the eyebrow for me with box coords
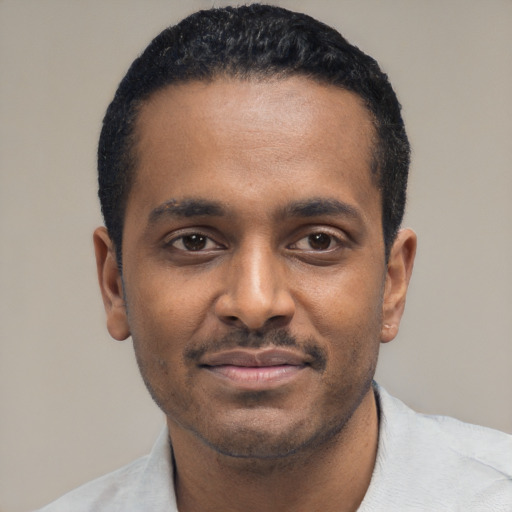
[147,197,361,226]
[281,198,361,220]
[148,198,226,224]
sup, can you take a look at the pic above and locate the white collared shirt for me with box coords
[36,384,512,511]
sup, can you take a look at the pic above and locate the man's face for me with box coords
[97,76,410,458]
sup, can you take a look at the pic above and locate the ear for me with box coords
[93,227,130,341]
[381,228,417,343]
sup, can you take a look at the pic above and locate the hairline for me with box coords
[114,71,388,268]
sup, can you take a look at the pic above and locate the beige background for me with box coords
[1,1,511,511]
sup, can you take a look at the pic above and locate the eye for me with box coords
[290,232,341,251]
[168,233,223,252]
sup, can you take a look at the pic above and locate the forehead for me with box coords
[135,76,375,161]
[128,76,379,225]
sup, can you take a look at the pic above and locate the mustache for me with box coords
[184,329,327,372]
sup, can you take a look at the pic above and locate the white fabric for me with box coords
[36,384,512,511]
[359,385,512,511]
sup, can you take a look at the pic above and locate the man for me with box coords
[38,4,512,511]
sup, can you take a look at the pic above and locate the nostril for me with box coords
[266,315,291,329]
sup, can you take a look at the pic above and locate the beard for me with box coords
[134,326,378,461]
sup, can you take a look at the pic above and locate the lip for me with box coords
[200,348,310,390]
[200,348,310,367]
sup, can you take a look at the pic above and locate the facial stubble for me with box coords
[133,327,379,462]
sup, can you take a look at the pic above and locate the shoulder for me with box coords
[360,384,512,510]
[34,427,177,512]
[376,384,512,476]
[413,406,512,477]
[34,455,149,512]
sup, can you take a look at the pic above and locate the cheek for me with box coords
[123,270,219,394]
[294,264,384,389]
[296,264,385,337]
[126,270,210,340]
[125,279,201,414]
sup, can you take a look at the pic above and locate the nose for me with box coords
[214,243,296,331]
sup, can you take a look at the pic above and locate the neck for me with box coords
[169,388,379,512]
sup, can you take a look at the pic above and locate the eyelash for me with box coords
[164,228,346,253]
[164,231,225,252]
[289,231,345,252]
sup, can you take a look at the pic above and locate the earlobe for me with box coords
[381,228,417,343]
[93,227,131,341]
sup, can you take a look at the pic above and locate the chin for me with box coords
[202,430,306,459]
[189,409,349,461]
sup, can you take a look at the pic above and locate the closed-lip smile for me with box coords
[199,348,310,389]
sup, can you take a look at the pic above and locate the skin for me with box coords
[94,76,416,512]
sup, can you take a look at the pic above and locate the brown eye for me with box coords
[308,233,332,250]
[181,234,208,251]
[166,232,225,255]
[290,232,341,252]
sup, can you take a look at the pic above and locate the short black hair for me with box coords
[98,4,409,266]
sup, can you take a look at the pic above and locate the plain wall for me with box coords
[1,1,511,511]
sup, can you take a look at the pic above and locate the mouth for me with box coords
[199,348,310,390]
